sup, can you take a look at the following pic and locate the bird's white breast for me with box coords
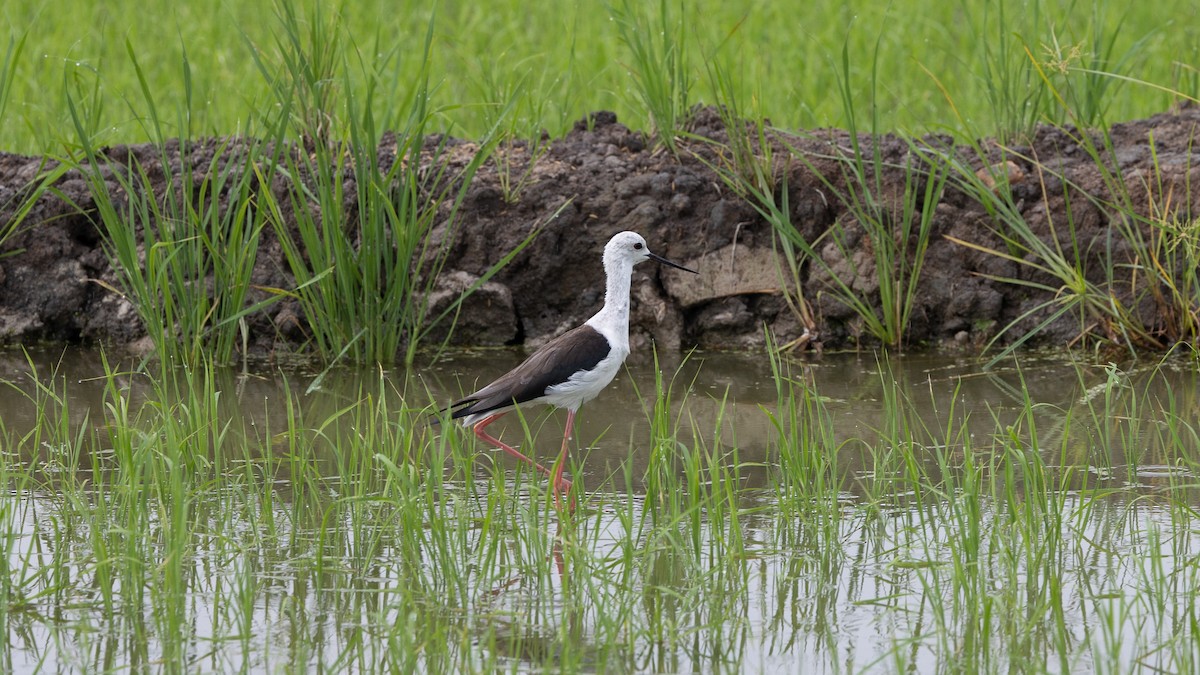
[542,340,629,411]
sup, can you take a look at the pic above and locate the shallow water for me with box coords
[1,346,1198,673]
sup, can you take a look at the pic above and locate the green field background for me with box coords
[3,0,1197,154]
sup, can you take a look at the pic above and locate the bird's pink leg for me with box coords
[473,413,555,478]
[551,410,577,512]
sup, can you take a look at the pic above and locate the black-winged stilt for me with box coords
[443,231,698,510]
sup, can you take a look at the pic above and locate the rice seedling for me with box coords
[962,0,1060,145]
[2,345,1200,672]
[0,33,22,129]
[939,61,1200,363]
[787,31,954,348]
[493,137,553,206]
[9,8,1200,656]
[9,1,1200,367]
[61,40,284,366]
[761,333,838,510]
[714,128,948,349]
[465,54,562,205]
[5,0,1199,155]
[697,25,952,349]
[0,32,69,255]
[609,0,693,154]
[694,53,821,349]
[943,154,1140,363]
[818,351,1199,672]
[253,7,535,365]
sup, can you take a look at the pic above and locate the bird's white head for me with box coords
[604,231,652,268]
[589,231,698,338]
[602,231,697,274]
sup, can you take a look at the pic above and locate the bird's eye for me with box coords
[633,243,643,250]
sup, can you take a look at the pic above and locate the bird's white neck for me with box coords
[585,257,633,347]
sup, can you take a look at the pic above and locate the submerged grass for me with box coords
[1,347,1198,672]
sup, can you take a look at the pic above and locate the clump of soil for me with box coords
[2,104,1199,359]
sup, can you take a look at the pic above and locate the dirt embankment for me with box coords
[2,105,1198,358]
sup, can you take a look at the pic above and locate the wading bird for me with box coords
[442,231,697,510]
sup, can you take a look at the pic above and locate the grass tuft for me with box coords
[609,0,692,155]
[63,41,282,365]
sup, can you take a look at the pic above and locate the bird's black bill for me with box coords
[648,252,699,274]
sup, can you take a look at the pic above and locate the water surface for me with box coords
[1,346,1197,673]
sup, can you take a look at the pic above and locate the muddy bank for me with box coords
[2,105,1199,358]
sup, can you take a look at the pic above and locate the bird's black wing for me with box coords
[447,324,611,420]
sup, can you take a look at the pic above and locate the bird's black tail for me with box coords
[426,399,473,428]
